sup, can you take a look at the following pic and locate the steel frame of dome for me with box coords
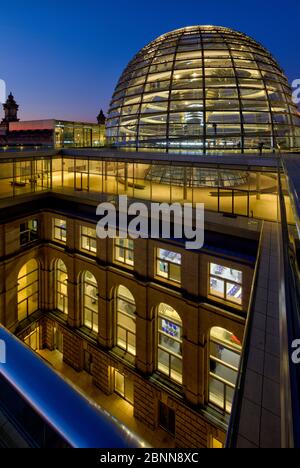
[106,25,300,154]
[144,166,249,188]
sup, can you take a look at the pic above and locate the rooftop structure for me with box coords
[106,26,300,154]
[0,95,106,149]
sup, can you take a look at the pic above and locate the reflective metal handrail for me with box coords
[225,214,264,447]
[277,160,300,448]
[0,326,147,448]
[226,157,300,448]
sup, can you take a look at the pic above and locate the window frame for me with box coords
[209,328,241,414]
[17,260,39,321]
[114,238,134,267]
[157,305,183,384]
[80,225,97,254]
[114,370,134,405]
[53,218,67,244]
[54,260,68,315]
[20,219,39,246]
[156,248,182,284]
[209,262,243,306]
[158,401,176,436]
[82,271,99,334]
[116,286,136,356]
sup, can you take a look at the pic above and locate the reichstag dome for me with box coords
[106,25,300,154]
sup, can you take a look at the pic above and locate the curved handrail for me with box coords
[0,326,147,448]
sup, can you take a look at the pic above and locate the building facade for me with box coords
[8,119,105,148]
[1,23,298,448]
[0,187,258,448]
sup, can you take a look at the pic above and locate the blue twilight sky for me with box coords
[0,0,299,122]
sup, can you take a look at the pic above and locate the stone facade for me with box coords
[0,206,257,448]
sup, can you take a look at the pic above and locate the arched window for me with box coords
[82,271,98,333]
[54,259,68,315]
[116,285,136,355]
[157,303,182,384]
[209,326,242,414]
[18,259,39,321]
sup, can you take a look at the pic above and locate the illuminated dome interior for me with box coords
[106,25,300,154]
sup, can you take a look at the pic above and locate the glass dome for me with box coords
[106,25,300,154]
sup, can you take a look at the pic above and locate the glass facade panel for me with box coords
[0,156,281,222]
[54,121,103,148]
[106,26,300,153]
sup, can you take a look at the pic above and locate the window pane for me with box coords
[209,376,225,410]
[210,277,225,298]
[158,249,181,264]
[170,356,183,384]
[117,327,127,348]
[115,371,125,397]
[226,282,242,304]
[157,260,168,278]
[210,263,242,283]
[226,386,234,413]
[169,263,181,283]
[158,349,170,376]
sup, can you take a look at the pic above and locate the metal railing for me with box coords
[226,155,300,448]
[277,159,300,447]
[225,215,264,447]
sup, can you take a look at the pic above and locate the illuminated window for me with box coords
[114,238,134,266]
[53,218,67,243]
[53,327,63,354]
[80,226,97,254]
[209,263,242,305]
[156,248,181,284]
[82,271,98,333]
[157,303,182,384]
[24,326,40,351]
[20,219,38,246]
[211,437,224,449]
[54,259,68,315]
[116,286,136,355]
[18,259,39,321]
[114,370,134,405]
[209,327,241,414]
